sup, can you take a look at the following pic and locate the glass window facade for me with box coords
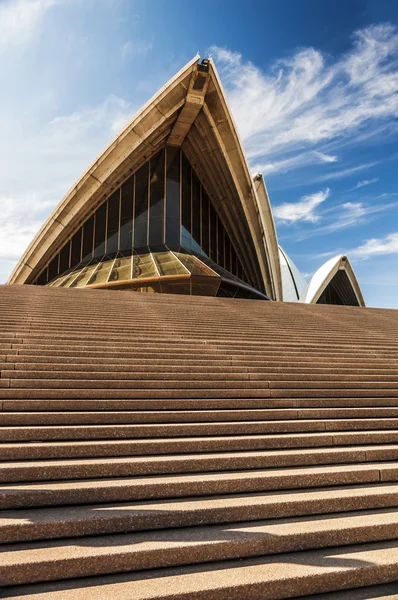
[34,147,256,295]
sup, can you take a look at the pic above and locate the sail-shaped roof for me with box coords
[8,57,281,301]
[302,254,365,306]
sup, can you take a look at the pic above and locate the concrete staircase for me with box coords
[1,284,398,599]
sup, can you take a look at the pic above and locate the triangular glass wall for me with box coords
[35,147,269,300]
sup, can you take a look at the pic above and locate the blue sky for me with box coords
[0,0,397,308]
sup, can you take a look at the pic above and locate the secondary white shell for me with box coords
[279,246,308,302]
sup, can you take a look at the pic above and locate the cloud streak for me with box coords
[274,188,330,223]
[351,232,398,258]
[349,178,380,190]
[211,24,398,174]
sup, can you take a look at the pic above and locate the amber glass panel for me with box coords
[132,282,161,293]
[192,171,201,253]
[181,152,191,250]
[132,252,157,279]
[48,256,58,282]
[149,150,165,246]
[160,279,190,295]
[153,251,188,276]
[108,256,132,282]
[88,261,112,285]
[82,215,94,262]
[58,270,78,288]
[217,219,225,268]
[134,162,149,248]
[106,190,120,255]
[165,147,180,247]
[209,203,217,262]
[201,190,209,256]
[70,229,82,269]
[70,263,97,288]
[174,252,217,276]
[94,203,106,258]
[49,274,67,287]
[191,275,220,296]
[120,176,134,253]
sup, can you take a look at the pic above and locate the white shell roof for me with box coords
[278,246,308,302]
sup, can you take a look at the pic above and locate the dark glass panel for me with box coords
[106,190,120,256]
[48,255,58,282]
[217,219,225,268]
[209,203,217,262]
[225,235,231,274]
[120,175,134,253]
[230,245,237,276]
[201,190,209,256]
[134,161,149,248]
[59,241,70,275]
[235,285,252,299]
[181,152,191,250]
[237,261,243,280]
[37,268,48,286]
[192,171,201,253]
[149,150,165,246]
[94,203,106,258]
[82,215,94,262]
[217,281,237,298]
[70,229,82,268]
[166,147,180,246]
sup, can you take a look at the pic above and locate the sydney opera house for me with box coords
[8,57,365,307]
[6,57,398,600]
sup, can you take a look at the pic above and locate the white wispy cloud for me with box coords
[349,177,380,190]
[350,232,398,258]
[313,151,338,163]
[211,24,398,174]
[273,188,330,223]
[310,162,379,183]
[296,199,398,239]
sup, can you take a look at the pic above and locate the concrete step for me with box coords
[5,397,398,412]
[3,444,398,483]
[3,369,398,383]
[1,482,398,544]
[6,360,398,375]
[2,508,398,586]
[3,431,398,460]
[5,539,398,599]
[5,406,398,426]
[1,461,398,509]
[7,354,398,367]
[2,418,398,442]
